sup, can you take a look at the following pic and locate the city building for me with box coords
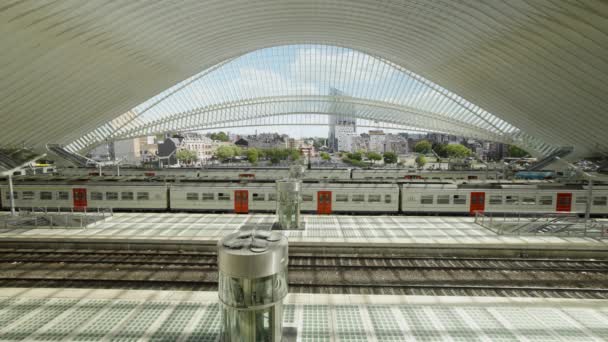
[344,133,367,153]
[157,133,218,166]
[139,136,158,164]
[383,134,409,154]
[87,136,158,165]
[487,142,508,161]
[246,133,288,149]
[368,130,386,153]
[328,88,357,151]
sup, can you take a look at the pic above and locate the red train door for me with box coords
[234,190,248,214]
[73,188,87,211]
[317,191,332,214]
[469,192,485,215]
[556,193,572,212]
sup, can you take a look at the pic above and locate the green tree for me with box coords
[214,145,235,162]
[432,143,448,158]
[366,151,382,163]
[176,149,197,164]
[289,149,301,161]
[508,145,529,158]
[445,144,472,158]
[210,131,229,142]
[232,145,243,157]
[414,140,433,154]
[415,155,427,168]
[349,152,362,161]
[320,152,331,161]
[246,148,259,164]
[383,151,397,164]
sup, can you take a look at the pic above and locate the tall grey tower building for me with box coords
[328,88,356,152]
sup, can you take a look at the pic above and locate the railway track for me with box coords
[1,249,607,272]
[0,278,606,299]
[1,249,607,299]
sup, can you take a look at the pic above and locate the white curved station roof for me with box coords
[0,1,607,158]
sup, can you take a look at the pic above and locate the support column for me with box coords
[8,174,15,216]
[585,179,593,223]
[276,179,301,230]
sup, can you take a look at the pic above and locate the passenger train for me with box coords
[59,166,503,181]
[1,176,607,216]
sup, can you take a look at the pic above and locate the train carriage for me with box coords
[401,183,608,215]
[0,178,167,211]
[352,169,502,181]
[300,183,400,214]
[170,181,400,214]
[59,167,352,181]
[169,182,277,213]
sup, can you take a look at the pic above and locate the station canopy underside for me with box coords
[1,1,607,159]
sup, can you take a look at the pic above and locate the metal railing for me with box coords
[1,207,113,229]
[474,211,608,239]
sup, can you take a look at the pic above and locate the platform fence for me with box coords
[474,211,608,239]
[0,207,113,229]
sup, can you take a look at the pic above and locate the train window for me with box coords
[268,193,277,201]
[302,194,313,202]
[137,192,149,200]
[57,191,69,200]
[202,193,214,201]
[453,195,466,205]
[352,194,365,202]
[22,191,35,200]
[186,193,199,201]
[368,194,381,202]
[437,195,450,204]
[5,192,18,200]
[522,196,536,205]
[40,191,53,200]
[91,192,103,200]
[505,195,519,205]
[539,196,553,205]
[576,196,587,204]
[421,195,434,204]
[106,192,119,201]
[385,195,391,203]
[336,194,348,202]
[593,196,607,206]
[489,195,502,205]
[253,193,265,201]
[121,192,134,200]
[218,193,230,201]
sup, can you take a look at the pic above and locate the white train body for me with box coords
[401,183,608,215]
[169,181,399,213]
[59,167,352,180]
[0,179,167,211]
[351,169,501,181]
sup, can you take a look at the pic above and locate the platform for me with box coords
[0,287,606,341]
[0,213,607,258]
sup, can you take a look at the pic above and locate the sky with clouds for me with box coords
[127,45,489,138]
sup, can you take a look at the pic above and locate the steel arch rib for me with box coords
[108,96,508,142]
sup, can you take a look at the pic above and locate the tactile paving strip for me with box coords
[0,293,607,341]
